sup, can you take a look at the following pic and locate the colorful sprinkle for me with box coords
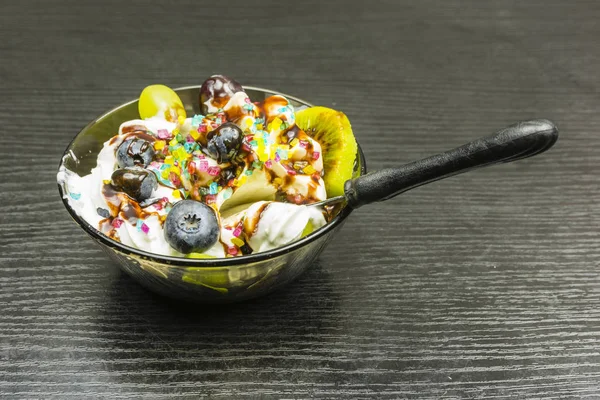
[290,138,299,147]
[312,151,320,160]
[191,115,203,127]
[189,129,200,140]
[172,189,181,199]
[102,179,111,185]
[141,222,150,234]
[304,165,316,175]
[183,142,196,153]
[299,140,308,148]
[209,182,218,195]
[227,246,239,256]
[198,160,208,172]
[157,129,171,139]
[204,194,217,205]
[154,140,166,151]
[231,237,245,248]
[264,160,273,168]
[233,227,242,237]
[69,192,81,200]
[112,218,123,228]
[207,166,221,176]
[245,169,253,176]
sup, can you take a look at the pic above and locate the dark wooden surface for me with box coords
[1,0,599,398]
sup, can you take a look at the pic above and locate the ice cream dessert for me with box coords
[58,75,357,258]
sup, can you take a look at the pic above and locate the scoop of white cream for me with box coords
[224,201,326,253]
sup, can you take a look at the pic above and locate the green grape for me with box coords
[138,84,186,122]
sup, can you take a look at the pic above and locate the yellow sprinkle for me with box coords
[154,140,166,150]
[278,144,290,151]
[189,129,200,140]
[238,175,248,186]
[164,155,174,165]
[174,147,188,160]
[244,118,253,128]
[177,115,186,125]
[304,165,316,175]
[268,117,282,132]
[161,170,170,179]
[103,179,111,185]
[258,152,269,162]
[172,127,180,135]
[169,166,180,175]
[172,189,181,199]
[231,237,245,247]
[290,138,299,147]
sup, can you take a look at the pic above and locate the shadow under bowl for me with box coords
[57,86,366,303]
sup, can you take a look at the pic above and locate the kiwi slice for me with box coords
[295,107,358,197]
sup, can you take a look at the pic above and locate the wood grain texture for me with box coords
[1,0,600,398]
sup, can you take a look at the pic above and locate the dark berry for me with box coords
[164,200,220,254]
[204,122,243,164]
[116,138,155,168]
[111,167,157,201]
[199,75,244,114]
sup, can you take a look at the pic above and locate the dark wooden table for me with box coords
[2,0,599,398]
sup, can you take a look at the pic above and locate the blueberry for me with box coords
[204,122,243,163]
[116,138,155,168]
[199,75,244,114]
[111,167,157,201]
[164,200,220,254]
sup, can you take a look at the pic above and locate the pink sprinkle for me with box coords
[162,197,169,203]
[198,160,208,172]
[312,151,320,160]
[274,153,281,162]
[112,218,123,228]
[186,135,195,143]
[208,166,221,176]
[141,223,150,234]
[157,129,171,139]
[154,202,163,211]
[204,194,216,205]
[199,124,207,133]
[227,246,238,256]
[149,161,160,168]
[244,97,251,104]
[299,140,308,148]
[242,143,252,153]
[233,227,242,237]
[265,160,272,168]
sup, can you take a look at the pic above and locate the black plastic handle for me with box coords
[344,119,558,209]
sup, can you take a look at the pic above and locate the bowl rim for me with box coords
[57,85,366,268]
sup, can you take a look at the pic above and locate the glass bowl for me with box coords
[57,86,366,303]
